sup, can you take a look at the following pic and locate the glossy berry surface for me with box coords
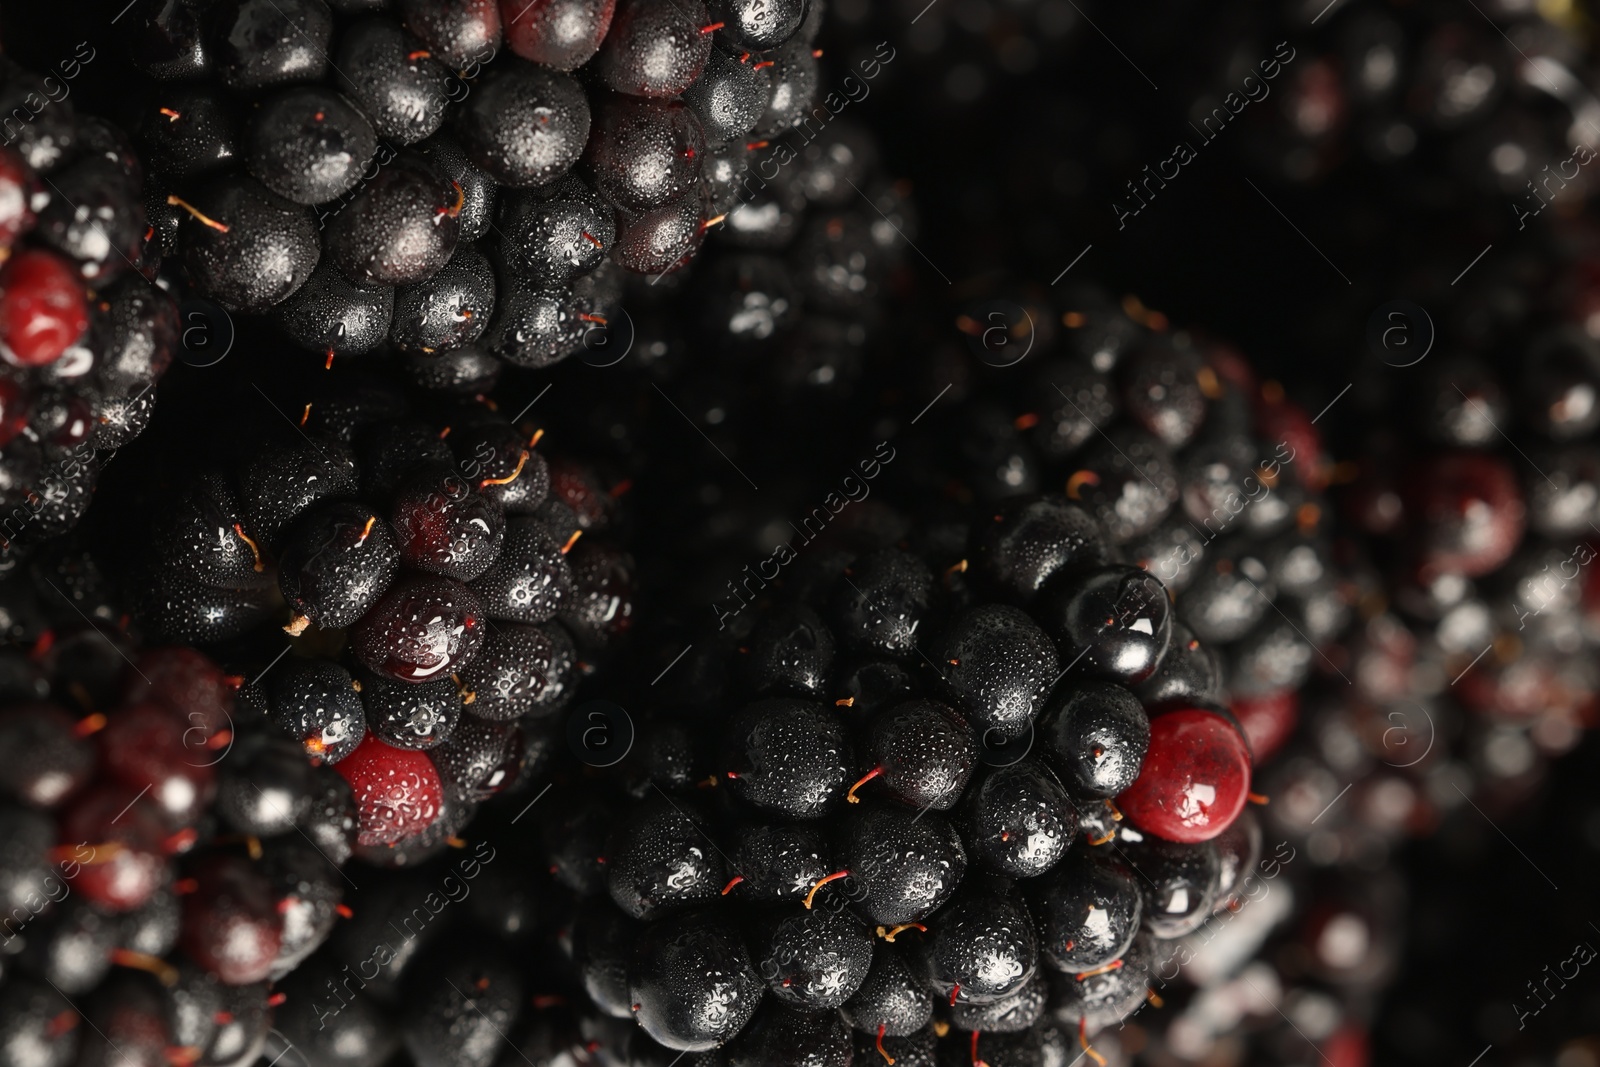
[266,659,367,763]
[1039,564,1173,686]
[333,18,451,146]
[839,804,966,927]
[468,517,575,622]
[756,904,873,1009]
[586,96,706,213]
[830,548,935,657]
[454,62,592,187]
[1118,831,1221,939]
[245,86,377,205]
[973,497,1112,602]
[841,940,931,1038]
[722,698,854,819]
[742,604,835,696]
[389,245,497,353]
[334,733,443,845]
[458,622,575,720]
[398,0,503,67]
[175,174,320,312]
[1116,708,1251,843]
[1029,849,1141,973]
[350,575,486,683]
[360,673,460,749]
[936,604,1058,741]
[628,910,763,1051]
[390,464,507,581]
[278,502,400,630]
[964,760,1077,878]
[1038,682,1149,798]
[594,0,714,98]
[733,823,833,901]
[856,698,975,810]
[606,796,725,919]
[324,151,462,287]
[918,893,1037,1004]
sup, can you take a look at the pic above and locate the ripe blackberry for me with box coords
[0,68,175,556]
[117,364,629,853]
[108,0,854,379]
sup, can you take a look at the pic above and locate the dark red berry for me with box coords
[0,249,89,367]
[179,852,284,984]
[500,0,616,70]
[334,733,443,845]
[595,0,713,98]
[59,784,169,912]
[99,703,216,826]
[1407,451,1525,579]
[1116,708,1251,844]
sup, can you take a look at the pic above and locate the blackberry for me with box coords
[111,0,847,381]
[528,243,1387,1062]
[117,365,628,854]
[0,570,364,1065]
[0,68,175,557]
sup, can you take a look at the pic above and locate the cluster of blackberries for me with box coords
[111,368,630,862]
[0,58,177,556]
[123,0,830,374]
[505,299,1356,1062]
[519,409,1299,1065]
[1328,250,1600,823]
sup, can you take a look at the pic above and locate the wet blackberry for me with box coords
[175,174,321,311]
[324,150,462,288]
[0,70,174,553]
[110,0,858,378]
[119,369,627,852]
